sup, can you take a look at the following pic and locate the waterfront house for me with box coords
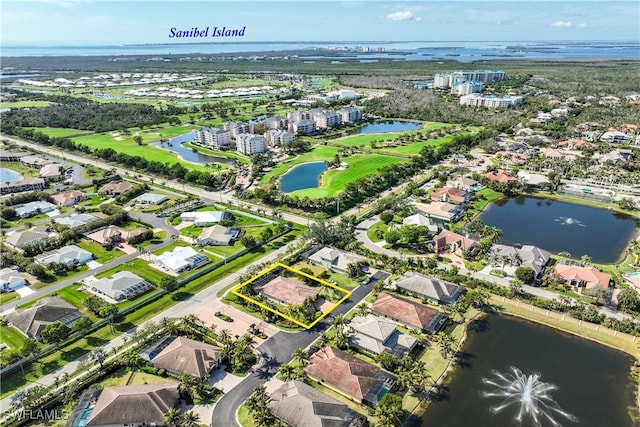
[304,347,393,407]
[432,230,479,256]
[394,271,464,305]
[492,244,551,279]
[348,314,417,357]
[484,170,518,184]
[552,264,611,290]
[268,380,366,427]
[0,178,46,195]
[370,293,447,334]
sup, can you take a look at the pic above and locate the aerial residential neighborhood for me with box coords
[0,3,639,427]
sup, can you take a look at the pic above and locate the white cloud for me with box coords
[550,20,573,28]
[577,22,588,29]
[386,10,414,21]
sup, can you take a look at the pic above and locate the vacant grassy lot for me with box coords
[95,258,169,285]
[29,127,93,138]
[378,135,454,156]
[1,101,54,108]
[290,153,407,199]
[77,241,125,264]
[0,161,41,178]
[0,324,28,350]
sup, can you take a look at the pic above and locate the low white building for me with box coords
[35,245,93,267]
[0,268,27,292]
[179,210,232,226]
[15,201,56,218]
[132,193,169,205]
[196,225,236,246]
[236,133,267,155]
[153,246,210,274]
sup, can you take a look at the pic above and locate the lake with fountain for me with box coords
[278,161,328,193]
[479,195,638,264]
[151,131,236,166]
[417,315,635,427]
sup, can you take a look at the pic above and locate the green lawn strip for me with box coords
[0,324,28,349]
[0,292,19,305]
[260,145,340,184]
[27,127,93,138]
[366,221,388,243]
[151,240,191,255]
[289,154,407,199]
[1,101,54,108]
[16,282,90,310]
[95,258,169,285]
[120,221,149,231]
[291,261,359,289]
[237,403,257,427]
[28,265,90,292]
[183,142,250,164]
[72,129,208,171]
[401,314,471,415]
[477,188,503,201]
[378,135,454,156]
[76,240,125,264]
[492,296,640,358]
[192,205,271,226]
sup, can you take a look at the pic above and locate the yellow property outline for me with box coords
[230,262,352,329]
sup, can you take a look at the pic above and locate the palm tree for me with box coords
[218,329,231,344]
[355,303,369,317]
[180,411,200,427]
[580,254,592,266]
[164,408,182,427]
[291,348,306,366]
[278,363,297,381]
[89,348,108,368]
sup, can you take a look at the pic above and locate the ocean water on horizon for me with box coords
[1,40,638,61]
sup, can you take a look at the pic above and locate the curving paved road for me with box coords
[211,279,375,426]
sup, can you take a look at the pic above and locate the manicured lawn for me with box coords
[0,292,19,305]
[151,240,191,255]
[0,325,28,350]
[471,188,504,214]
[98,367,174,388]
[96,258,169,285]
[28,127,93,138]
[72,126,207,171]
[237,403,256,427]
[292,261,359,289]
[77,240,125,264]
[57,284,91,309]
[367,220,388,243]
[289,153,407,199]
[378,135,454,156]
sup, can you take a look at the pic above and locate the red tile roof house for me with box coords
[430,187,470,204]
[304,347,393,407]
[552,264,611,291]
[258,275,319,306]
[484,170,519,184]
[432,230,479,256]
[98,181,134,196]
[370,293,447,334]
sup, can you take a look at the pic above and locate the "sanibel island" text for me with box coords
[168,26,246,38]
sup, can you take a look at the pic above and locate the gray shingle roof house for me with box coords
[34,245,93,267]
[0,268,27,292]
[307,247,365,274]
[5,296,84,340]
[84,383,180,427]
[197,225,234,246]
[5,228,50,249]
[491,244,552,278]
[55,213,98,228]
[140,336,222,379]
[91,271,152,302]
[348,314,417,357]
[394,271,464,305]
[268,380,366,427]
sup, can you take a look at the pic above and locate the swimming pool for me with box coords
[624,272,640,279]
[73,408,93,427]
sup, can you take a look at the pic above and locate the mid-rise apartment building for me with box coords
[236,133,267,155]
[194,127,233,149]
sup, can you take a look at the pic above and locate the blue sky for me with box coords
[2,1,639,45]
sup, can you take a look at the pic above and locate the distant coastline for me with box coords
[2,40,638,60]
